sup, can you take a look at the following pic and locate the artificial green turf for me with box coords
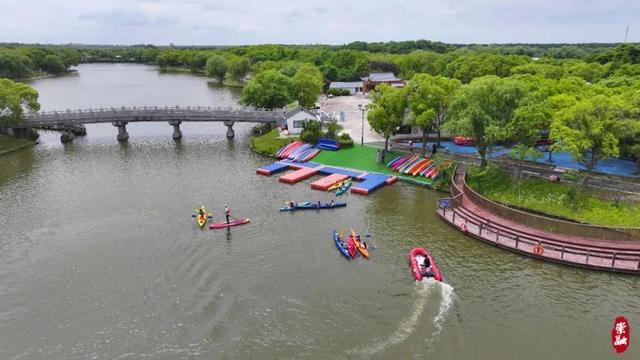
[312,145,434,185]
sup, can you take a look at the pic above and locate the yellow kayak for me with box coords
[196,207,208,229]
[327,179,348,191]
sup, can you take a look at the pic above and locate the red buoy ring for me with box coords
[533,245,544,256]
[460,222,468,232]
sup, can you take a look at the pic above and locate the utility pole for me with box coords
[624,26,629,43]
[358,104,368,146]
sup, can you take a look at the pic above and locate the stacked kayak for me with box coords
[327,179,348,192]
[333,230,351,259]
[280,201,347,211]
[276,141,302,158]
[386,155,451,180]
[408,247,443,281]
[275,141,320,162]
[317,138,340,151]
[335,179,352,196]
[209,218,250,229]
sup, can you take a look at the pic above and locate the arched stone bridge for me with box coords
[22,106,287,142]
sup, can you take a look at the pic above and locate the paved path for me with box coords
[318,95,384,144]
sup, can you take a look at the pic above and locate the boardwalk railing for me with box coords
[22,106,286,126]
[436,200,640,273]
[452,165,640,242]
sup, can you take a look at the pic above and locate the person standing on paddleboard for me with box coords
[224,204,231,224]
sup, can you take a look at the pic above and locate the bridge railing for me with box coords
[22,106,286,125]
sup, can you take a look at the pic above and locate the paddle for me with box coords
[191,213,213,218]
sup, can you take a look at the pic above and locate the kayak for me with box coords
[350,228,370,259]
[386,156,403,167]
[280,202,347,211]
[408,247,443,281]
[196,206,208,229]
[412,160,431,176]
[327,179,348,191]
[346,234,357,258]
[335,180,352,196]
[333,230,351,259]
[209,218,250,229]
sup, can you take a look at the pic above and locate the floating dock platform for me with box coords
[279,166,320,184]
[351,173,390,195]
[258,161,395,195]
[310,173,350,190]
[256,162,290,176]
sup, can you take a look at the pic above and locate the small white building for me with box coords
[328,81,363,95]
[282,108,319,135]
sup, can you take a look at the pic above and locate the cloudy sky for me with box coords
[0,0,638,45]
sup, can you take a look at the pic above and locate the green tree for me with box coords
[446,76,527,167]
[40,54,65,74]
[0,51,34,79]
[57,49,81,71]
[0,78,40,125]
[406,74,461,156]
[189,52,210,72]
[241,70,292,109]
[228,56,251,82]
[367,84,407,151]
[550,95,629,182]
[290,65,323,108]
[324,121,343,140]
[205,55,228,82]
[300,119,323,143]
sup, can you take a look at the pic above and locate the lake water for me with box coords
[1,64,638,359]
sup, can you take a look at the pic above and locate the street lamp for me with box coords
[358,104,368,145]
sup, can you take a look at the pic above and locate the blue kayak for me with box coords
[335,180,352,196]
[280,202,347,211]
[333,230,351,259]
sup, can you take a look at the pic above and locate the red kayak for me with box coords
[209,218,250,229]
[408,247,443,282]
[346,235,357,258]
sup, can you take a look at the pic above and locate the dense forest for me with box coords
[1,40,639,172]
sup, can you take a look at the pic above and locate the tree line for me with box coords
[367,73,640,179]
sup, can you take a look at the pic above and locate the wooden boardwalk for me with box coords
[436,165,640,274]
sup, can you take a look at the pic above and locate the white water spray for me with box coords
[349,279,455,356]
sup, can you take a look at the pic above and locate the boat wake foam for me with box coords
[349,279,454,356]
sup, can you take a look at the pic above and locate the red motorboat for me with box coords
[408,247,443,282]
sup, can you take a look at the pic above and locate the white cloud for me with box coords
[0,0,638,44]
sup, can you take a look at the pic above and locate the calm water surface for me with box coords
[1,64,638,359]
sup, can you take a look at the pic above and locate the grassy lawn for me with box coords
[0,135,33,155]
[250,129,295,156]
[467,166,640,227]
[313,145,434,185]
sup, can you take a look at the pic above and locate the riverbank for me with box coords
[466,165,640,227]
[159,66,244,87]
[0,135,35,156]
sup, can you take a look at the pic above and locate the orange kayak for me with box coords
[350,228,370,259]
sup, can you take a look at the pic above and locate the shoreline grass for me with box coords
[467,165,640,227]
[0,135,35,156]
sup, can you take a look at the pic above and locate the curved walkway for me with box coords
[436,165,640,274]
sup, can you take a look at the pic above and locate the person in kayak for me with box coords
[330,199,335,207]
[198,206,206,217]
[317,200,321,208]
[224,204,230,224]
[288,201,295,209]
